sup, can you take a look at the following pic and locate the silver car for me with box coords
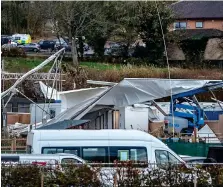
[18,43,40,52]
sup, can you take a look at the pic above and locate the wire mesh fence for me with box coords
[1,162,223,187]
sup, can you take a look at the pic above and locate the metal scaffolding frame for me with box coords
[1,72,66,81]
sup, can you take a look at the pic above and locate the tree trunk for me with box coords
[79,36,84,61]
[71,37,79,67]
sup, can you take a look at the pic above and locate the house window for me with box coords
[18,103,30,113]
[196,22,203,28]
[5,103,12,112]
[174,22,187,29]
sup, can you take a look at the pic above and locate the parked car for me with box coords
[1,153,86,168]
[207,146,223,163]
[38,40,56,51]
[55,42,71,52]
[1,35,17,46]
[18,43,40,52]
[1,43,17,49]
[11,34,31,45]
[182,156,217,164]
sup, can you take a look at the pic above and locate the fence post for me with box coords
[41,172,44,187]
[194,170,197,187]
[11,138,16,153]
[114,172,117,187]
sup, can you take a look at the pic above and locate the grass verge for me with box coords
[2,57,223,82]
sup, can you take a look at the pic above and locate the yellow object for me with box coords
[12,34,31,44]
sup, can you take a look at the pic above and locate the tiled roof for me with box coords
[170,1,223,19]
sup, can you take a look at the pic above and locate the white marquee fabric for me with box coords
[96,78,221,107]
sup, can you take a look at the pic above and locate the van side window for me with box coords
[42,147,80,156]
[82,147,108,163]
[61,158,82,165]
[64,149,78,155]
[43,148,57,154]
[155,150,181,166]
[109,147,147,163]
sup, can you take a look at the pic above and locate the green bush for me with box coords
[1,164,41,187]
[2,162,223,187]
[1,47,26,57]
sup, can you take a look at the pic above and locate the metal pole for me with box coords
[1,48,65,98]
[15,89,51,116]
[2,58,5,91]
[209,89,223,111]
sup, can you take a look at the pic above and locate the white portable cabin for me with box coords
[27,129,184,165]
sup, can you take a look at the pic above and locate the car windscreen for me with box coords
[208,147,223,163]
[1,156,20,162]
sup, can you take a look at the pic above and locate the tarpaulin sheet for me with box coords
[43,78,222,125]
[96,78,222,107]
[39,81,60,100]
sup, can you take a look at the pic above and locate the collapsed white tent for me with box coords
[59,87,108,112]
[42,78,222,127]
[39,81,60,100]
[96,78,222,107]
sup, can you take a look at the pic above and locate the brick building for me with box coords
[170,1,223,31]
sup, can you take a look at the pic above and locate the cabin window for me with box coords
[82,147,108,163]
[109,147,147,163]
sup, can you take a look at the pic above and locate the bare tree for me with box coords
[49,2,103,67]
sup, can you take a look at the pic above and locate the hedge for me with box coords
[1,161,223,187]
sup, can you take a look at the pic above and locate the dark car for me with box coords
[18,43,40,52]
[38,40,56,51]
[207,146,223,163]
[55,42,71,52]
[1,35,13,46]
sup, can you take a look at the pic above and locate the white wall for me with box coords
[30,103,61,125]
[107,110,113,129]
[124,106,149,131]
[119,107,125,129]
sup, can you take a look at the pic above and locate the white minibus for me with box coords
[27,129,185,166]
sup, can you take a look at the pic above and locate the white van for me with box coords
[27,129,185,166]
[1,153,86,166]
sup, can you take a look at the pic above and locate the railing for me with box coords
[1,72,65,81]
[1,138,26,153]
[161,132,223,143]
